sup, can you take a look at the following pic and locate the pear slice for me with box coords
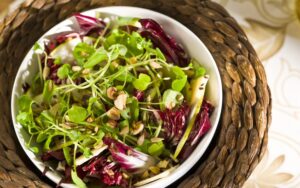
[50,37,82,64]
[134,166,178,187]
[173,75,209,159]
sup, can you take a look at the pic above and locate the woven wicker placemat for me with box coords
[0,0,271,187]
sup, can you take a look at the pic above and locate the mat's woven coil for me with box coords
[0,0,271,187]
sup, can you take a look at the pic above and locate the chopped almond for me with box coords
[107,87,117,100]
[107,107,120,120]
[114,92,127,110]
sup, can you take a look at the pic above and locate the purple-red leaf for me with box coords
[74,13,106,35]
[179,100,214,160]
[82,156,127,187]
[139,18,189,67]
[103,137,155,174]
[41,150,65,161]
[133,90,144,102]
[159,105,190,146]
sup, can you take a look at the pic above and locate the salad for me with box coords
[16,13,214,188]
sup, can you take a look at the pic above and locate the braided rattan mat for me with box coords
[0,0,272,187]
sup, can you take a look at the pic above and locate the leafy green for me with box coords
[190,59,206,78]
[16,112,33,128]
[117,17,139,26]
[104,30,152,56]
[42,80,54,104]
[71,170,87,188]
[67,105,88,123]
[129,97,139,121]
[148,141,165,156]
[115,67,135,82]
[36,132,48,143]
[18,95,32,111]
[73,42,95,65]
[54,57,62,65]
[33,42,44,54]
[133,73,151,91]
[162,89,184,110]
[171,66,187,92]
[172,76,187,92]
[109,44,127,60]
[63,147,72,165]
[84,48,107,68]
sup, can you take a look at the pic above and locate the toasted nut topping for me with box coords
[107,169,115,176]
[107,87,118,100]
[82,68,90,75]
[131,121,144,135]
[72,66,81,72]
[149,166,160,175]
[122,172,130,179]
[86,117,94,123]
[129,57,137,64]
[114,92,127,110]
[107,119,117,128]
[150,137,164,143]
[150,61,162,69]
[120,126,129,136]
[56,161,66,172]
[137,133,145,146]
[111,61,119,68]
[107,107,120,120]
[157,160,169,169]
[141,170,149,179]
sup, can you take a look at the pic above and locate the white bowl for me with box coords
[11,6,222,188]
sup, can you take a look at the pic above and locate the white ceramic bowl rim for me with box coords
[11,6,223,188]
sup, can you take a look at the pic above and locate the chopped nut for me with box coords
[149,166,160,175]
[114,92,127,110]
[129,57,137,64]
[94,126,99,133]
[141,170,149,179]
[120,126,129,136]
[157,160,169,169]
[107,119,117,128]
[151,137,164,143]
[127,149,133,156]
[86,117,94,123]
[131,121,144,135]
[137,133,145,146]
[107,87,118,100]
[82,68,90,75]
[122,172,130,179]
[107,107,120,120]
[60,123,71,129]
[107,169,115,176]
[56,161,66,171]
[150,61,162,69]
[72,66,81,72]
[111,60,119,68]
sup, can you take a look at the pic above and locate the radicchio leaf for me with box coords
[159,104,190,146]
[82,156,127,187]
[60,165,87,184]
[139,18,189,67]
[41,150,65,161]
[74,13,106,35]
[133,90,144,102]
[103,137,156,174]
[179,100,214,160]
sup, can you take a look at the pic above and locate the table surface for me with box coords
[1,0,300,187]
